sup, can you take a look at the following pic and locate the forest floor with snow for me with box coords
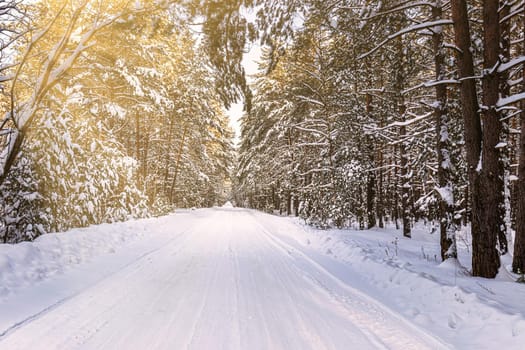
[0,207,524,349]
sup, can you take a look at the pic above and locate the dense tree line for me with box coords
[235,0,525,278]
[1,0,525,280]
[0,0,237,243]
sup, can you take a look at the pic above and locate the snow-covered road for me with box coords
[0,208,449,349]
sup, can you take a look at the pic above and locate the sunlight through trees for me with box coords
[1,0,525,280]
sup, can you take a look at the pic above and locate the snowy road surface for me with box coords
[0,208,449,349]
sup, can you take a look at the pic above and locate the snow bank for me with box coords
[0,212,201,341]
[0,220,148,300]
[256,213,525,349]
[222,201,234,208]
[2,209,524,348]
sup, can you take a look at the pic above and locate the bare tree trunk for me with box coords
[393,144,400,230]
[286,191,292,215]
[392,19,410,237]
[142,124,149,193]
[377,115,385,228]
[366,95,376,229]
[134,111,142,189]
[400,122,411,238]
[513,98,525,273]
[512,14,525,274]
[451,0,485,275]
[476,0,503,277]
[499,0,512,252]
[367,169,376,229]
[510,112,519,231]
[463,180,470,226]
[433,0,457,260]
[0,128,24,187]
[169,124,188,203]
[163,115,175,193]
[377,160,384,228]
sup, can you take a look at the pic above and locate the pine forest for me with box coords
[1,0,525,282]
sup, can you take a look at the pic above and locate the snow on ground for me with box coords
[0,208,524,349]
[0,214,194,301]
[263,216,525,349]
[0,213,197,338]
[0,220,143,301]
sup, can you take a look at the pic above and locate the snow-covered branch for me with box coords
[498,56,525,74]
[359,20,454,59]
[497,92,525,108]
[292,125,329,138]
[295,95,325,107]
[362,1,438,20]
[1,0,164,185]
[367,111,433,131]
[403,79,460,94]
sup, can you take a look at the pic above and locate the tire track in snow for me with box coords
[250,215,451,350]
[183,210,243,349]
[250,230,337,349]
[236,212,377,349]
[0,208,451,349]
[228,240,242,349]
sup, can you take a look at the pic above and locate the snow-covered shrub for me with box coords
[0,106,149,243]
[0,153,45,243]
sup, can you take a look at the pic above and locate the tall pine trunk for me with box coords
[135,111,143,190]
[377,148,385,228]
[377,114,385,228]
[513,96,525,273]
[393,21,411,237]
[163,116,175,194]
[512,14,525,274]
[169,124,188,203]
[393,144,400,230]
[367,169,376,229]
[400,122,411,238]
[142,125,149,192]
[366,94,376,229]
[451,0,484,273]
[476,0,504,277]
[433,1,457,260]
[499,0,511,252]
